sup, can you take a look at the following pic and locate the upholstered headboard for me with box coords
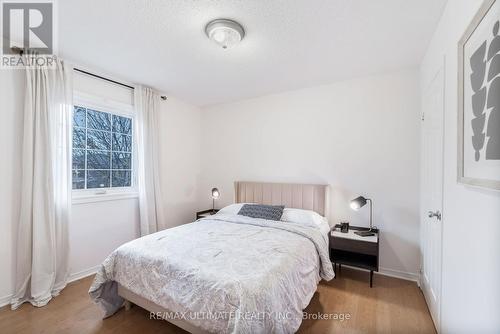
[234,181,329,217]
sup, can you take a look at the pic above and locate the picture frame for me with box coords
[458,0,500,190]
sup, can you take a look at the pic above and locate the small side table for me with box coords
[196,209,219,220]
[329,225,379,287]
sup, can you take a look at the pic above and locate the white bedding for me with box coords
[89,213,334,334]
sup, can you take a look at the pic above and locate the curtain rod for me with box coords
[10,47,167,100]
[74,68,167,100]
[75,68,135,90]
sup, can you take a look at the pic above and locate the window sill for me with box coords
[72,192,139,205]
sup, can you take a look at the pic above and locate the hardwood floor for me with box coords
[0,268,436,334]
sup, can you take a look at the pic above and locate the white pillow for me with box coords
[280,208,330,235]
[217,203,252,215]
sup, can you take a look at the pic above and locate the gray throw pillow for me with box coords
[237,204,285,221]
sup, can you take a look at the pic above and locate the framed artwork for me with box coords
[458,0,500,190]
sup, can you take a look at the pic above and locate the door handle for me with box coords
[428,210,442,221]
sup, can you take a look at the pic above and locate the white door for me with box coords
[421,64,444,332]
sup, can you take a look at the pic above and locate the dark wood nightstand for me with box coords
[329,225,379,287]
[196,209,219,220]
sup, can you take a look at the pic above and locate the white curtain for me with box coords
[135,86,165,236]
[11,53,73,309]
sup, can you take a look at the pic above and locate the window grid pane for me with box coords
[72,105,133,190]
[84,108,88,188]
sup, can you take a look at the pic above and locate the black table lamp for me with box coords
[211,188,220,213]
[350,195,374,236]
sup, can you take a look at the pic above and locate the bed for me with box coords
[89,182,334,334]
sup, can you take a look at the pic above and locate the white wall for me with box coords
[0,65,201,306]
[158,97,201,227]
[199,69,421,279]
[69,198,140,279]
[420,0,500,332]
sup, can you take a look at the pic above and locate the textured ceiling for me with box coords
[59,0,447,106]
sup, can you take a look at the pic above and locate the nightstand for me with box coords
[329,225,379,287]
[196,209,219,220]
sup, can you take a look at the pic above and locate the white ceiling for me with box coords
[59,0,447,107]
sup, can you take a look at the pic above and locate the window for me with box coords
[72,105,134,190]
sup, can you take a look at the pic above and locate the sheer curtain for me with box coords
[11,53,73,309]
[135,86,165,235]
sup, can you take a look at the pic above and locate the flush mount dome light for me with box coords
[205,19,245,49]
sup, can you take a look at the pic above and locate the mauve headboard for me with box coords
[234,181,329,217]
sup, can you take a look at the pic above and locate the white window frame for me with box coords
[72,91,139,204]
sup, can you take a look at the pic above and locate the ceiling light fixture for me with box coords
[205,19,245,49]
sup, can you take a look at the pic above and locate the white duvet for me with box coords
[89,213,334,334]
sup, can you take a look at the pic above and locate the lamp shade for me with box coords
[350,196,367,211]
[211,188,220,199]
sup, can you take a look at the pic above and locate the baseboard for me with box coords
[378,267,419,282]
[337,264,419,283]
[68,265,99,283]
[0,266,99,309]
[0,294,12,308]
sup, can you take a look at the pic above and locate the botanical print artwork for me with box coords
[460,0,500,189]
[470,20,500,161]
